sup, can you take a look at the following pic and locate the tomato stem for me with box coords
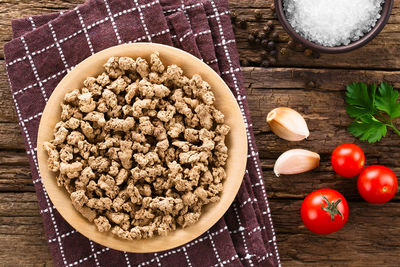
[320,195,344,221]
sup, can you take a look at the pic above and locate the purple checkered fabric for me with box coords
[4,0,280,266]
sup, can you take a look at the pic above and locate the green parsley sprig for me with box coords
[345,82,400,143]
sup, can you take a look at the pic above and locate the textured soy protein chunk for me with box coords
[43,51,230,240]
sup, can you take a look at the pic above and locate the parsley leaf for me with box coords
[375,82,400,119]
[345,82,400,143]
[345,82,377,119]
[348,115,387,143]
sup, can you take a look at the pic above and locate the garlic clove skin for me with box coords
[267,107,310,141]
[274,149,320,177]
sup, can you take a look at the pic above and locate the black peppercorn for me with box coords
[258,31,267,40]
[270,50,278,58]
[270,3,276,12]
[239,19,247,29]
[261,60,270,68]
[304,49,313,57]
[288,40,296,49]
[267,41,275,51]
[240,58,249,67]
[272,32,279,42]
[247,34,256,44]
[250,29,258,36]
[267,20,274,28]
[261,51,269,59]
[254,9,262,20]
[261,39,269,49]
[269,57,277,65]
[230,11,237,23]
[255,38,262,44]
[263,26,271,34]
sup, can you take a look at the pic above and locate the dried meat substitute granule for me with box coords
[43,52,230,240]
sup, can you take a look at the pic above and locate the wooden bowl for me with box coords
[37,43,248,253]
[275,0,394,54]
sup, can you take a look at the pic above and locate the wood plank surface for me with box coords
[270,199,400,266]
[1,0,400,266]
[244,68,400,201]
[1,0,400,69]
[0,193,53,266]
[2,191,400,267]
[230,1,400,70]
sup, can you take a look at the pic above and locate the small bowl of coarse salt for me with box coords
[275,0,394,53]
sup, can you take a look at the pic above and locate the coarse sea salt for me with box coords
[283,0,384,47]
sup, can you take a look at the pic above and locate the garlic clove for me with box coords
[274,149,320,177]
[266,107,309,141]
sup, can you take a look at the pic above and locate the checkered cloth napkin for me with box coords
[4,0,280,266]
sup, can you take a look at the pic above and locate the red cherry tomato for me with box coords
[357,165,398,204]
[301,189,349,235]
[331,144,365,178]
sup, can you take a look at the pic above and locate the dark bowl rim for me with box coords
[274,0,394,54]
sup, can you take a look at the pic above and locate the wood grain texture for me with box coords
[230,0,400,70]
[0,193,53,266]
[244,67,400,201]
[1,0,400,265]
[0,0,82,58]
[1,0,400,69]
[0,64,17,122]
[269,199,400,266]
[2,191,400,267]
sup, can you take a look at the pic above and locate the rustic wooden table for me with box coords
[1,0,400,266]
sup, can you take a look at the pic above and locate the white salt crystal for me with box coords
[283,0,384,47]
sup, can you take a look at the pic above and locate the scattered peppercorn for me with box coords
[250,29,258,36]
[263,25,271,34]
[248,34,256,44]
[269,57,277,65]
[261,51,269,59]
[272,32,279,42]
[258,31,267,40]
[239,19,247,29]
[304,49,313,57]
[233,10,323,67]
[234,12,301,67]
[267,41,276,51]
[261,60,270,68]
[261,39,269,49]
[254,9,262,20]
